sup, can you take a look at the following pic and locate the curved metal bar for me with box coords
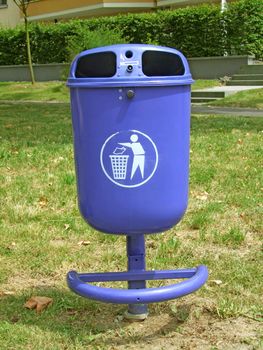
[67,265,208,304]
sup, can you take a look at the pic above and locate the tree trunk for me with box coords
[24,16,35,84]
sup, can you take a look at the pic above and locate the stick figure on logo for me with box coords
[119,134,145,179]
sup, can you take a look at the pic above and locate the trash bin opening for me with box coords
[75,51,116,78]
[142,51,185,77]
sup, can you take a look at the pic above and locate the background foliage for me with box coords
[0,0,262,65]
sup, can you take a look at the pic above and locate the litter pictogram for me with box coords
[100,130,158,188]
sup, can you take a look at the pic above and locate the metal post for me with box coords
[124,234,148,320]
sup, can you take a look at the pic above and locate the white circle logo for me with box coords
[100,130,158,188]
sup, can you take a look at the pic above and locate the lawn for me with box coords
[210,88,263,109]
[1,81,262,109]
[0,103,262,349]
[0,80,220,103]
[0,82,69,102]
[192,79,221,90]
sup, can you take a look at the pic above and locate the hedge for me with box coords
[0,0,262,65]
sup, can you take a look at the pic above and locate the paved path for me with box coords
[194,85,263,96]
[0,100,68,105]
[192,105,263,117]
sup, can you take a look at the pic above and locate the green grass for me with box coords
[1,81,262,110]
[1,82,262,110]
[0,103,262,349]
[192,79,221,90]
[0,82,69,102]
[0,80,220,102]
[209,88,263,109]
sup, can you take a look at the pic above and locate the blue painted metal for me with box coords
[67,44,193,88]
[67,265,208,304]
[66,268,197,282]
[68,44,192,235]
[66,44,208,309]
[126,235,148,316]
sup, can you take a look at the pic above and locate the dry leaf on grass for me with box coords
[38,196,48,208]
[66,308,78,316]
[211,279,223,286]
[0,291,15,297]
[24,296,53,313]
[78,240,91,246]
[196,191,209,201]
[7,242,16,250]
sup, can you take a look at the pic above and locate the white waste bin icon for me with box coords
[110,154,129,180]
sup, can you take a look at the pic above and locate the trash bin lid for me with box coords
[67,44,193,88]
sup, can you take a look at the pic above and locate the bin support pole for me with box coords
[125,234,148,320]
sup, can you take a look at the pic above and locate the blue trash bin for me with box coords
[68,44,193,235]
[67,44,208,319]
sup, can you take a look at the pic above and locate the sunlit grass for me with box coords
[0,80,221,102]
[0,103,262,349]
[0,82,69,102]
[192,79,221,90]
[209,87,263,109]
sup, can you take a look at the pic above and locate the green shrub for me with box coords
[225,0,263,58]
[0,0,261,65]
[157,5,225,57]
[0,27,27,65]
[29,22,73,64]
[66,27,126,61]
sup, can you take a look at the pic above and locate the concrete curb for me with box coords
[192,105,263,117]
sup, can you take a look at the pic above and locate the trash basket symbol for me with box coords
[110,154,129,180]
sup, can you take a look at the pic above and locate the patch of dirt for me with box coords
[103,298,262,350]
[1,274,57,292]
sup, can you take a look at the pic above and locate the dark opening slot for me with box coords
[75,52,116,78]
[142,51,185,76]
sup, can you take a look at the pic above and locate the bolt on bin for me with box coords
[66,44,208,320]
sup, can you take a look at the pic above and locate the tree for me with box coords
[13,0,35,84]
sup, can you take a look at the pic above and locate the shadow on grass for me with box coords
[0,286,187,347]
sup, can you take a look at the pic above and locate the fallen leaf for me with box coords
[66,308,78,316]
[24,296,53,313]
[0,291,15,297]
[64,224,70,230]
[148,241,157,249]
[196,191,209,201]
[211,279,223,285]
[53,156,64,163]
[38,196,48,208]
[24,298,37,310]
[78,240,91,246]
[7,242,16,250]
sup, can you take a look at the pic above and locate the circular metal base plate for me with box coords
[123,310,148,322]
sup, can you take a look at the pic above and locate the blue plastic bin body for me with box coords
[67,44,193,235]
